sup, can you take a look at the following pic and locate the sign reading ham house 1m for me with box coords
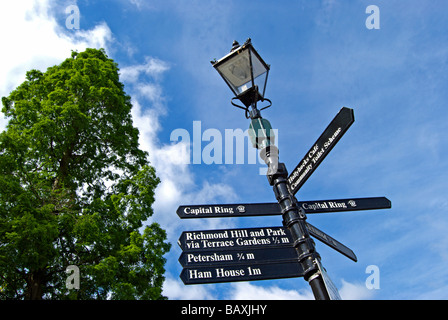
[176,107,391,295]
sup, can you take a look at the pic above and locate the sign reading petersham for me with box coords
[180,261,304,284]
[288,107,355,195]
[177,197,391,218]
[179,247,299,267]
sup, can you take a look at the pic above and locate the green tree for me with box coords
[0,48,171,300]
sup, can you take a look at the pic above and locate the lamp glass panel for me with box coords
[216,46,268,97]
[217,50,252,95]
[250,50,268,79]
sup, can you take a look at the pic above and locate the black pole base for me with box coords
[309,275,331,300]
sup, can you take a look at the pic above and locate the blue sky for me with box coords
[1,0,448,300]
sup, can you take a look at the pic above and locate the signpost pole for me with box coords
[206,40,386,299]
[252,108,331,300]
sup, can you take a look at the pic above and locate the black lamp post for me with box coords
[212,39,332,300]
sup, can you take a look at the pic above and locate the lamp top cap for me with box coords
[231,40,240,52]
[230,38,252,52]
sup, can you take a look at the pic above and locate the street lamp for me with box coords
[212,38,275,157]
[211,39,332,300]
[211,38,271,119]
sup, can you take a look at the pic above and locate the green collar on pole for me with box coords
[248,117,275,150]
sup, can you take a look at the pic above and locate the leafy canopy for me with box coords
[0,48,170,300]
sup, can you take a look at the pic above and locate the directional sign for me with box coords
[316,259,341,300]
[179,247,299,267]
[178,224,356,262]
[177,203,279,219]
[288,107,355,195]
[300,197,391,215]
[178,226,293,252]
[180,261,304,285]
[177,197,390,218]
[305,222,357,262]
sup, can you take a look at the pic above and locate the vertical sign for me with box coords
[288,107,355,195]
[316,259,341,300]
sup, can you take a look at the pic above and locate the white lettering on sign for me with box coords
[302,200,358,211]
[328,201,347,209]
[236,237,271,246]
[302,202,329,211]
[190,266,263,279]
[201,239,234,248]
[324,127,342,149]
[189,269,212,279]
[288,127,342,191]
[306,224,338,248]
[188,266,265,280]
[266,228,286,237]
[187,252,234,263]
[185,230,229,241]
[181,227,291,250]
[183,206,234,216]
[216,268,245,278]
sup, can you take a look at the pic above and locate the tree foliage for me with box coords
[0,48,170,300]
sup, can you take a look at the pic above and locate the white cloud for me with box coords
[136,83,166,114]
[163,277,217,300]
[126,56,242,301]
[339,279,375,300]
[120,57,170,83]
[224,278,375,300]
[228,282,314,300]
[125,56,240,238]
[0,0,113,131]
[128,0,143,9]
[0,1,238,301]
[72,21,113,50]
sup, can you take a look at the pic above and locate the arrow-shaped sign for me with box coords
[179,247,299,267]
[300,197,391,215]
[180,261,304,285]
[177,202,279,219]
[288,107,355,195]
[306,222,357,262]
[178,226,293,252]
[178,224,356,262]
[177,197,391,218]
